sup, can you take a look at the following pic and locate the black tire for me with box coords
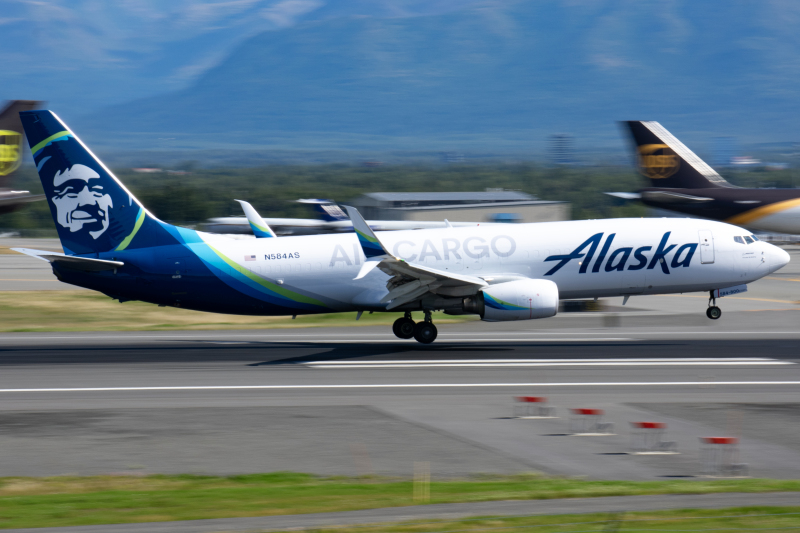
[392,317,416,339]
[413,322,438,344]
[706,306,722,320]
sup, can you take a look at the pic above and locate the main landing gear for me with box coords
[392,311,438,344]
[706,291,722,320]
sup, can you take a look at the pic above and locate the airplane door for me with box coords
[699,230,714,264]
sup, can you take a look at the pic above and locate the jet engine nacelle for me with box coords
[462,279,559,321]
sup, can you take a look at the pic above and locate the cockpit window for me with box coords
[751,235,759,241]
[734,236,744,244]
[744,236,754,244]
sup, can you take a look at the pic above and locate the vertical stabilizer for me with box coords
[19,110,167,256]
[0,100,43,183]
[297,199,348,222]
[623,121,732,189]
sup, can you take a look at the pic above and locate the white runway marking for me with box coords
[1,381,800,393]
[303,357,793,369]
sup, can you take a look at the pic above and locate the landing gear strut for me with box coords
[392,312,415,339]
[413,311,438,344]
[707,291,721,320]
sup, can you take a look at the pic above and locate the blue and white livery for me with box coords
[13,110,791,343]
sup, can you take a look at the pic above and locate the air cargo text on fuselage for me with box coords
[329,235,517,266]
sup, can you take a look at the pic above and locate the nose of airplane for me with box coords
[768,243,791,273]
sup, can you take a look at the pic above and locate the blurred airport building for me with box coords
[350,191,570,224]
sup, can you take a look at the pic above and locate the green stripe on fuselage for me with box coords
[206,243,327,308]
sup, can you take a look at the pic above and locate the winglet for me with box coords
[343,205,391,260]
[235,200,277,238]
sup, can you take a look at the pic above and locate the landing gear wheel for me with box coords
[413,322,438,344]
[706,306,721,320]
[392,317,416,339]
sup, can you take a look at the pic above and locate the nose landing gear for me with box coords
[392,311,438,343]
[707,291,722,320]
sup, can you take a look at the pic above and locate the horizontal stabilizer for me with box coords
[12,248,123,272]
[605,192,641,200]
[640,191,714,204]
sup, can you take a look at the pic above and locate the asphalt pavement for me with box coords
[0,329,799,480]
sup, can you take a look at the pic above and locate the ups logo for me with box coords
[0,130,23,176]
[637,144,679,180]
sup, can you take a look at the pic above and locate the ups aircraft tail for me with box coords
[0,100,47,213]
[0,100,43,182]
[623,121,733,189]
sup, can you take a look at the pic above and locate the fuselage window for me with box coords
[744,236,754,244]
[734,236,744,244]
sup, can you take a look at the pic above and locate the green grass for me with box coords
[1,473,800,529]
[0,290,474,332]
[272,507,800,533]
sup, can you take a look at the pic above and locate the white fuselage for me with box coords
[197,217,789,312]
[741,204,800,235]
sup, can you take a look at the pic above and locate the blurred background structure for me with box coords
[350,191,569,224]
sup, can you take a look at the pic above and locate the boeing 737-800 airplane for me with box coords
[13,111,790,343]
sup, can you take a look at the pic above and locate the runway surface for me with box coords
[5,492,800,533]
[1,328,799,480]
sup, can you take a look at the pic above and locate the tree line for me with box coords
[4,163,796,232]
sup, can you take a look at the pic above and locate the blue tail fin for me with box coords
[20,110,166,256]
[298,199,348,222]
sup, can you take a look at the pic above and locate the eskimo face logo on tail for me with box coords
[637,144,679,180]
[51,164,113,239]
[0,130,23,176]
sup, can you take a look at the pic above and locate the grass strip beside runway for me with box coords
[0,291,473,332]
[1,473,800,529]
[270,507,800,533]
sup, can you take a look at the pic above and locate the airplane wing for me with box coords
[12,248,123,272]
[343,206,487,310]
[235,200,277,238]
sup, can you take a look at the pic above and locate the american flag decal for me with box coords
[244,255,256,261]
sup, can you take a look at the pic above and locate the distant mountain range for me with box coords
[18,1,800,159]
